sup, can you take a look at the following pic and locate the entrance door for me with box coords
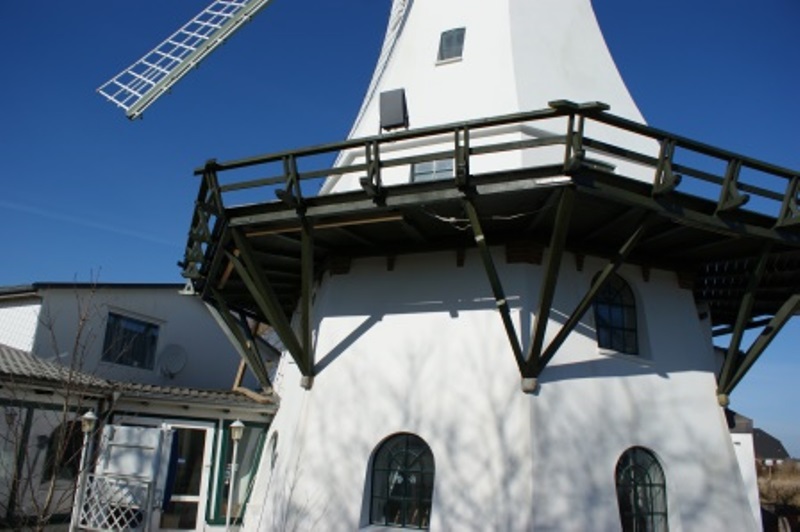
[115,417,214,531]
[159,426,213,530]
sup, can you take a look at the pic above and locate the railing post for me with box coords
[360,140,385,203]
[563,112,585,172]
[652,138,682,195]
[276,155,305,213]
[776,176,800,227]
[455,126,470,188]
[715,159,749,213]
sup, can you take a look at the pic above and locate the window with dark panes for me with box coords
[593,273,638,354]
[370,433,435,529]
[615,447,668,532]
[102,312,159,369]
[437,28,466,62]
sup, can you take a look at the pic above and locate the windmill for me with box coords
[103,0,800,530]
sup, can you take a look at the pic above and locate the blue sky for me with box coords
[1,1,798,455]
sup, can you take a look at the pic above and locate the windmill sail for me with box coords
[97,0,272,119]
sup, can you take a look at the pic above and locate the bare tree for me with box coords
[0,283,109,531]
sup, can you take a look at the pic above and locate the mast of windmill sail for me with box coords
[97,0,273,120]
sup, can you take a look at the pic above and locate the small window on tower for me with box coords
[437,28,466,63]
[411,159,454,183]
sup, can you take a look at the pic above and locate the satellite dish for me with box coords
[158,344,188,379]
[98,0,274,119]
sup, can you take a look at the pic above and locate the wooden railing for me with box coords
[180,100,800,280]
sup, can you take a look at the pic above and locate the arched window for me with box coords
[593,273,638,354]
[615,447,668,532]
[370,433,434,529]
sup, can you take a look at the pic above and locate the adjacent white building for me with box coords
[0,283,277,530]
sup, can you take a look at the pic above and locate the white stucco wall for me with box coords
[30,286,243,390]
[731,432,763,530]
[245,250,757,531]
[0,298,41,351]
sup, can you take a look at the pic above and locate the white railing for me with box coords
[75,473,152,531]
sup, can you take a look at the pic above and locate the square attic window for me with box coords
[102,312,159,370]
[437,27,466,62]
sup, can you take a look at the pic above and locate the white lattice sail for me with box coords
[97,0,273,119]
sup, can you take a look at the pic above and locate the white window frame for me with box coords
[411,159,454,183]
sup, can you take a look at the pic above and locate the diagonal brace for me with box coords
[526,188,575,374]
[528,213,654,378]
[719,294,800,398]
[717,243,772,397]
[299,218,315,383]
[462,197,526,373]
[229,228,312,377]
[205,289,273,390]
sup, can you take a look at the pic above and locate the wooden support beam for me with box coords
[300,218,315,388]
[529,213,654,378]
[462,197,525,373]
[526,188,575,374]
[721,294,800,397]
[204,292,272,390]
[229,228,311,377]
[717,244,772,398]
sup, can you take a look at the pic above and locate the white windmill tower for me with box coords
[101,1,800,531]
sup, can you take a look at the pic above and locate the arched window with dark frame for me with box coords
[593,272,638,354]
[370,433,434,529]
[615,446,668,532]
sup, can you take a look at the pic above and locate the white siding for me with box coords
[0,299,41,351]
[30,287,242,390]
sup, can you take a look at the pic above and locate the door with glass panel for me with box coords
[159,424,214,530]
[116,417,214,531]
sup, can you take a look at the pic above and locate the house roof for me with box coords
[0,343,276,412]
[0,342,107,388]
[0,282,186,298]
[753,428,791,460]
